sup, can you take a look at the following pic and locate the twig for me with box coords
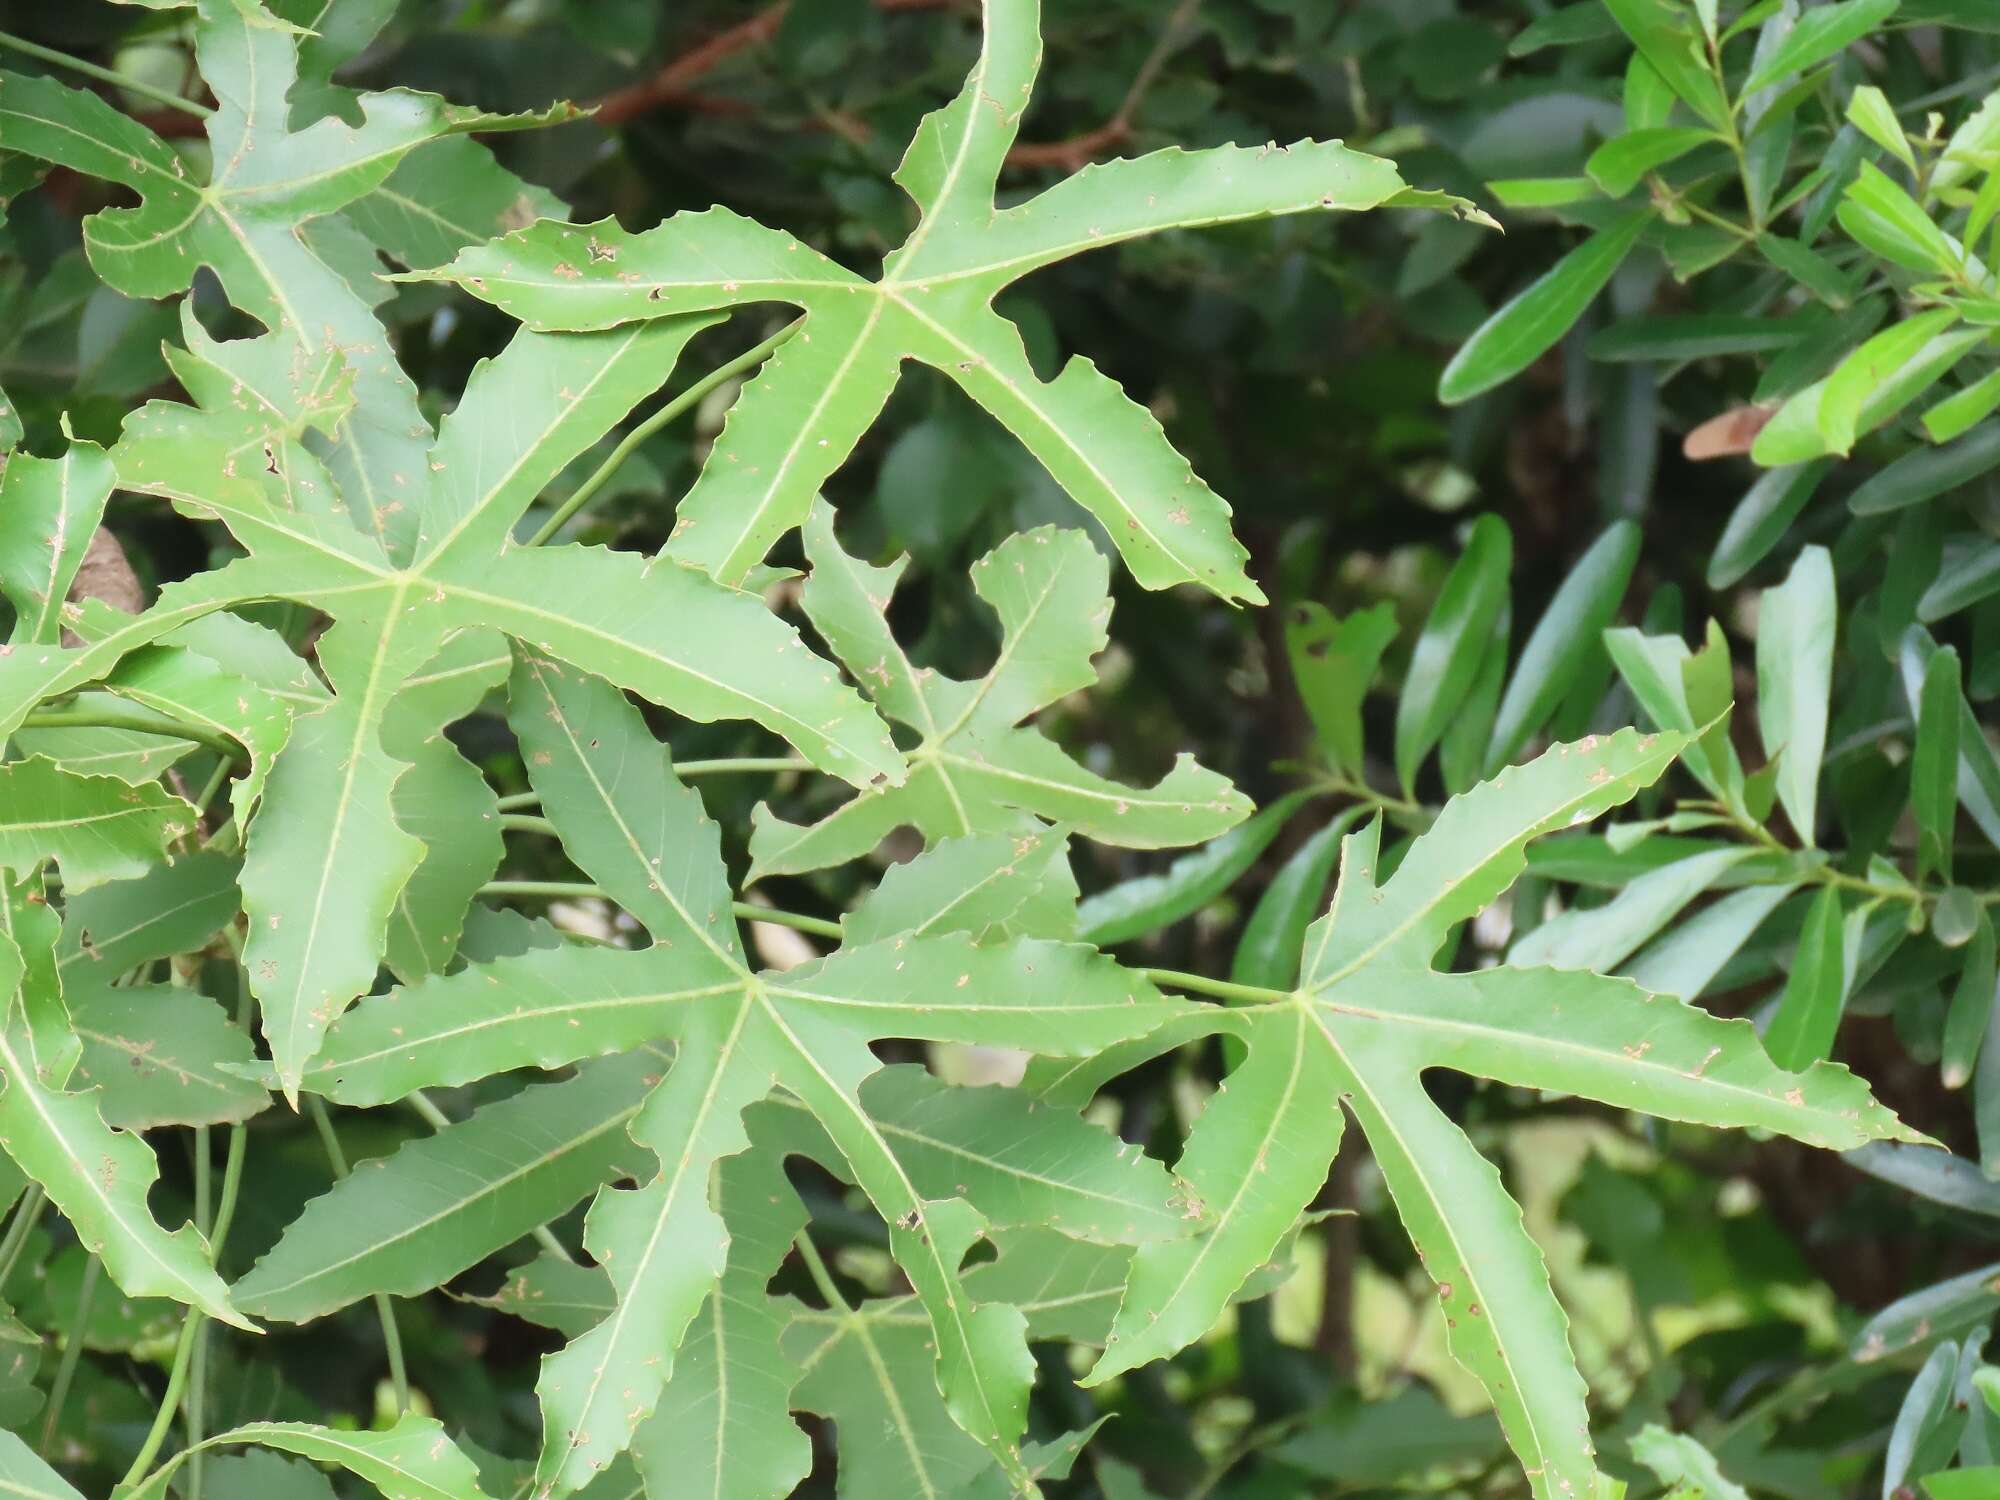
[591,0,955,127]
[1005,0,1202,171]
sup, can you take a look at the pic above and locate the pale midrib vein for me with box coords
[436,579,841,762]
[890,294,1193,576]
[1323,985,1839,1125]
[1127,1007,1308,1337]
[1302,1004,1563,1485]
[1307,756,1668,995]
[546,997,756,1476]
[758,1001,1010,1456]
[707,299,890,583]
[307,979,741,1080]
[0,1026,209,1303]
[526,657,743,973]
[936,560,1067,742]
[245,1101,641,1300]
[277,581,413,1074]
[419,323,648,569]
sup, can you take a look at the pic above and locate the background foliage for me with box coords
[0,0,1998,1497]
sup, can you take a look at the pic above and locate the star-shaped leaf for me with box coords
[748,509,1250,879]
[0,0,561,559]
[1035,729,1924,1500]
[407,0,1436,600]
[297,657,1172,1495]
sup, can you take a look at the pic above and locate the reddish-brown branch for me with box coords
[591,0,953,127]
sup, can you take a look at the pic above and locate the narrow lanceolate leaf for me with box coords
[1487,521,1640,772]
[55,849,239,979]
[1763,885,1849,1072]
[1439,212,1652,404]
[0,439,114,645]
[1394,515,1512,792]
[1076,732,1918,1500]
[1913,644,1962,885]
[750,512,1248,879]
[411,0,1444,600]
[1756,546,1835,844]
[0,758,195,894]
[1078,791,1311,946]
[236,1055,656,1321]
[0,929,246,1329]
[126,1416,495,1500]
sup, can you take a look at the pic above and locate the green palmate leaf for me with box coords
[409,0,1449,602]
[633,1116,811,1500]
[102,640,295,818]
[54,849,239,979]
[0,923,245,1329]
[1285,600,1397,777]
[0,0,576,562]
[1078,791,1312,946]
[382,629,508,981]
[0,438,114,646]
[1631,1426,1752,1500]
[306,658,1174,1494]
[67,977,268,1130]
[844,827,1078,946]
[0,1428,84,1500]
[52,269,897,1101]
[235,1054,655,1321]
[1756,545,1835,843]
[1060,731,1916,1500]
[0,757,194,894]
[748,511,1249,880]
[465,1254,615,1338]
[763,1064,1197,1246]
[1395,515,1512,792]
[122,1415,496,1500]
[1439,212,1652,404]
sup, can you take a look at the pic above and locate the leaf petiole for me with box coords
[0,29,213,118]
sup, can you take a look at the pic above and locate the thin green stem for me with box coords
[493,761,809,816]
[500,813,558,837]
[122,1312,199,1489]
[187,1125,213,1498]
[481,880,600,900]
[0,1186,46,1297]
[527,319,803,545]
[1140,967,1290,1007]
[38,1253,98,1456]
[794,1233,852,1314]
[407,1091,575,1263]
[20,704,246,763]
[479,881,847,941]
[188,760,234,826]
[0,30,214,117]
[306,1097,410,1416]
[735,902,842,940]
[676,757,813,777]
